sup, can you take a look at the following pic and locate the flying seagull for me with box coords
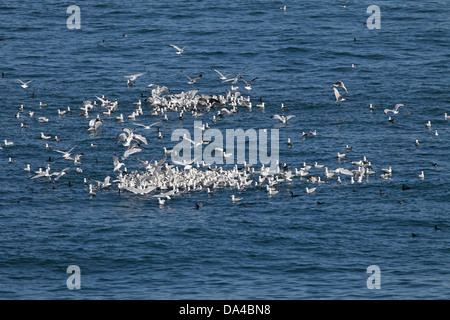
[180,71,202,84]
[270,114,296,124]
[333,86,346,102]
[17,79,33,89]
[169,44,185,55]
[240,76,258,91]
[384,104,404,115]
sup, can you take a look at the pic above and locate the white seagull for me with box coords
[211,68,231,81]
[384,104,404,115]
[240,76,258,91]
[169,44,185,55]
[180,71,202,84]
[17,79,33,89]
[333,86,346,102]
[270,114,296,124]
[332,81,348,93]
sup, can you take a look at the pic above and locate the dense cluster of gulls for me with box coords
[2,44,448,210]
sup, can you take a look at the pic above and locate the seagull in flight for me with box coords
[124,72,146,86]
[133,121,161,130]
[337,0,350,8]
[124,72,146,82]
[17,79,33,89]
[384,104,404,115]
[169,44,185,55]
[332,81,348,93]
[222,69,245,84]
[211,68,231,81]
[333,86,346,102]
[181,71,202,84]
[271,114,296,124]
[240,76,258,91]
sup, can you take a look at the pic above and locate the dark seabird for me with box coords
[402,184,411,190]
[290,191,300,198]
[435,225,441,231]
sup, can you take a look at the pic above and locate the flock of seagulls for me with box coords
[1,4,447,232]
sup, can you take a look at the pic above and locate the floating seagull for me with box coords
[240,76,258,91]
[305,187,316,194]
[426,121,431,129]
[4,139,14,146]
[445,113,449,120]
[231,195,242,202]
[40,132,51,140]
[270,114,296,124]
[418,171,424,180]
[169,44,185,55]
[384,104,404,115]
[337,152,346,159]
[17,79,33,89]
[180,71,202,84]
[415,139,420,146]
[280,6,286,11]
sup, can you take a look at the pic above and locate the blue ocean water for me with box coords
[0,0,449,300]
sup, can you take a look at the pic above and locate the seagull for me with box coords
[270,114,296,124]
[418,171,424,180]
[337,152,346,159]
[369,103,376,111]
[240,76,258,91]
[180,71,202,84]
[133,121,161,130]
[332,81,348,93]
[169,44,185,55]
[415,139,420,146]
[211,68,231,81]
[337,0,350,8]
[113,154,125,172]
[445,113,449,120]
[124,72,146,82]
[53,167,71,182]
[287,138,292,147]
[280,6,286,11]
[305,187,316,194]
[231,195,242,203]
[333,87,346,102]
[17,79,33,89]
[4,139,14,146]
[384,104,404,115]
[426,121,431,129]
[40,132,51,140]
[222,69,244,84]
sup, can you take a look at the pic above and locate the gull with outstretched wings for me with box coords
[169,44,185,55]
